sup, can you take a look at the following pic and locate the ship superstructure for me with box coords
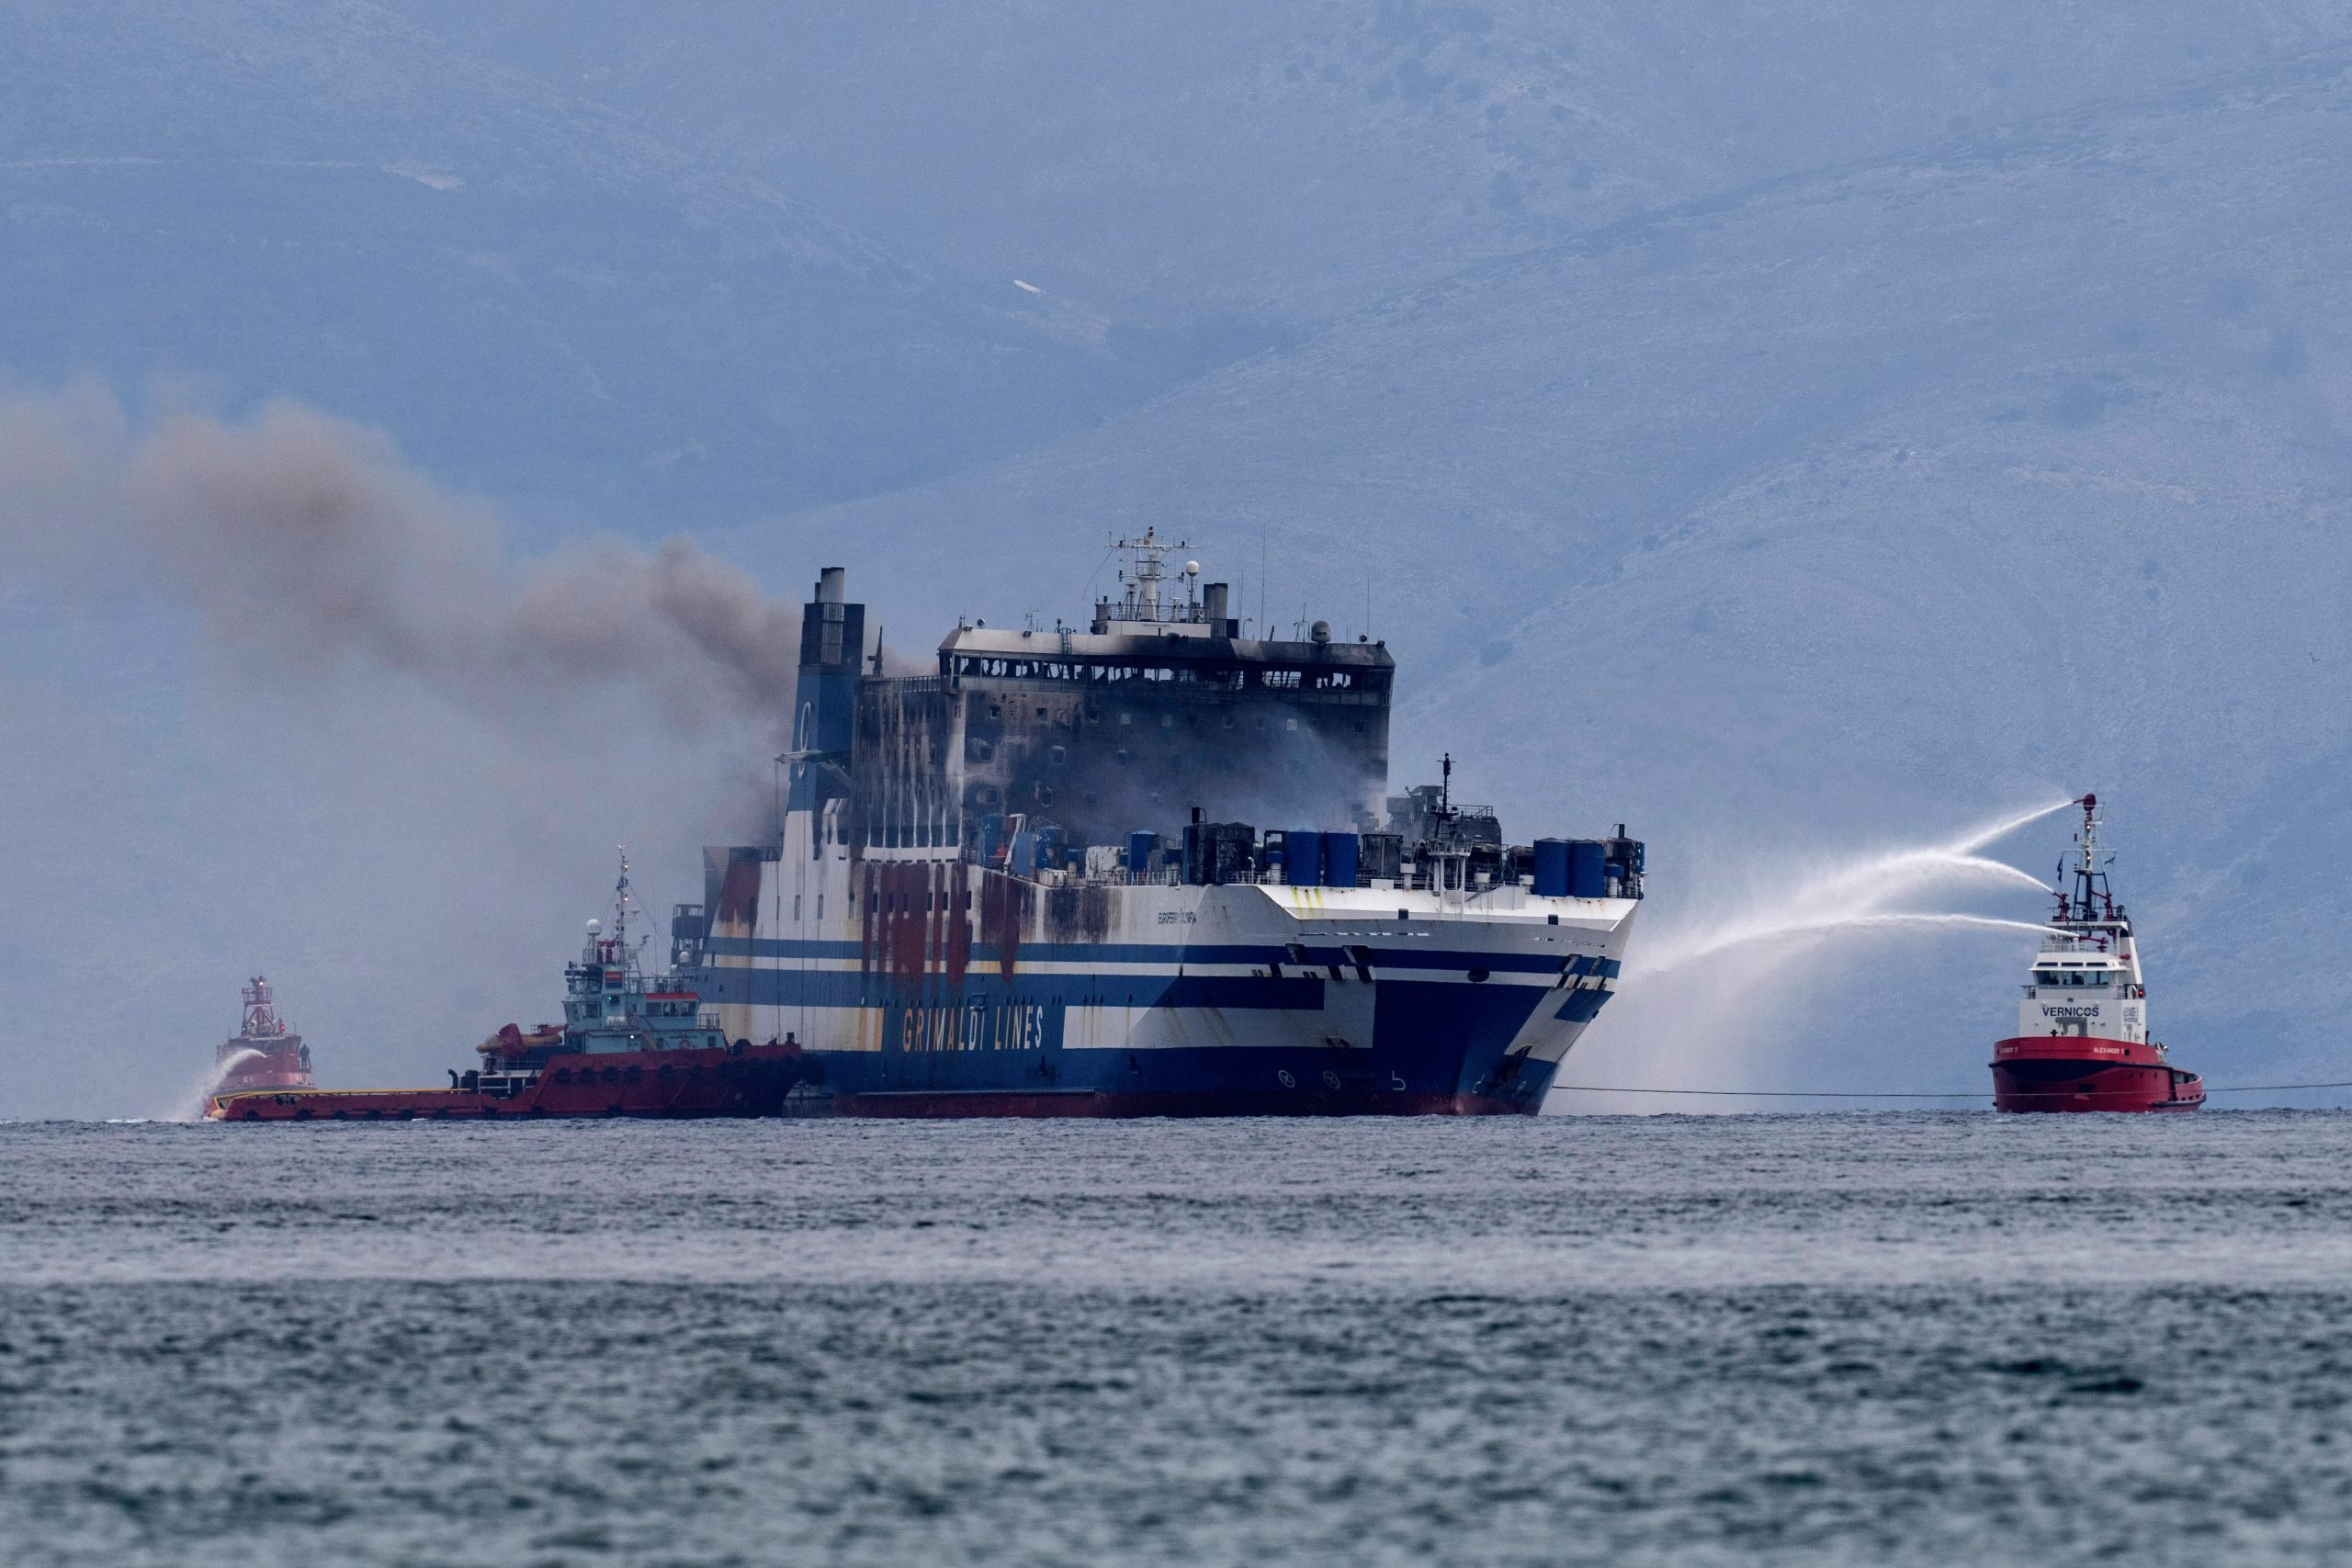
[1990,795,2202,1111]
[677,540,1646,1116]
[213,976,314,1094]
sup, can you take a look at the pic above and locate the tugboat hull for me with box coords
[208,1043,805,1122]
[1990,1035,2204,1112]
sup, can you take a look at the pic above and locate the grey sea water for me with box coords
[4,1112,2350,1566]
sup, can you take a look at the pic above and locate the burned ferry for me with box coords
[674,535,1645,1116]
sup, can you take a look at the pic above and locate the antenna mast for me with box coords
[613,847,633,953]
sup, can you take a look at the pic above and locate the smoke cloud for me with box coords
[0,383,800,734]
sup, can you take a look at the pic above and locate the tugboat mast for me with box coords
[2052,793,2121,933]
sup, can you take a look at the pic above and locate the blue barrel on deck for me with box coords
[1322,832,1360,888]
[1128,830,1157,881]
[1532,839,1570,897]
[1286,830,1323,887]
[1567,840,1608,898]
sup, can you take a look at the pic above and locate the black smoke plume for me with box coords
[0,384,799,733]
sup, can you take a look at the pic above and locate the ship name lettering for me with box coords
[896,998,1049,1053]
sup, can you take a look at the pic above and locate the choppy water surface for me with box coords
[6,1112,2352,1566]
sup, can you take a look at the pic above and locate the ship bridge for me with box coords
[844,534,1393,857]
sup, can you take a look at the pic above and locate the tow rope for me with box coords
[1551,1080,2352,1100]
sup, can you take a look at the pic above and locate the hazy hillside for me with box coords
[0,0,1166,532]
[387,1,2352,323]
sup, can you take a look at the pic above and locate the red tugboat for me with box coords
[208,854,804,1122]
[214,976,315,1094]
[1991,795,2203,1112]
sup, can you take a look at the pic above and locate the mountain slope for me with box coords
[385,1,2352,324]
[0,0,1154,533]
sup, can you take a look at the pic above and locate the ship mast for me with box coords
[1102,526,1198,626]
[2054,794,2120,925]
[241,976,286,1040]
[612,847,635,955]
[2045,792,2134,964]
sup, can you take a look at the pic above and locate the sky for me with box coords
[6,2,2351,1116]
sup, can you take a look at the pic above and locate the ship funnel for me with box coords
[791,566,865,818]
[1204,581,1229,629]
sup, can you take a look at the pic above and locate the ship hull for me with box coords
[1990,1035,2204,1112]
[797,1089,1542,1118]
[208,1043,804,1122]
[787,1034,1563,1118]
[692,869,1634,1120]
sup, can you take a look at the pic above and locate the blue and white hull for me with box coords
[687,852,1636,1117]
